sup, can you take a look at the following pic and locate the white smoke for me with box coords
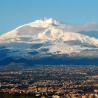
[63,22,98,32]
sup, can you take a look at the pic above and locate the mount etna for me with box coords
[0,18,98,66]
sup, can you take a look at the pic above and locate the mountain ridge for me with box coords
[0,18,98,66]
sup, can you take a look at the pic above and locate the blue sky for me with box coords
[0,0,98,34]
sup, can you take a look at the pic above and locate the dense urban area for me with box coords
[0,65,98,98]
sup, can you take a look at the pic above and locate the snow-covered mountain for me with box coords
[0,18,98,66]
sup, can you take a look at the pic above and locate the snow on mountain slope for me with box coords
[0,18,98,55]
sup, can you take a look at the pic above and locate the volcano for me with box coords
[0,18,98,66]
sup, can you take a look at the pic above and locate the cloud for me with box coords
[78,23,98,31]
[63,23,98,32]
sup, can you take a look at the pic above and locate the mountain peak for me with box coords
[0,18,98,48]
[29,18,60,27]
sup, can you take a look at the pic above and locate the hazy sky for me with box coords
[0,0,98,34]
